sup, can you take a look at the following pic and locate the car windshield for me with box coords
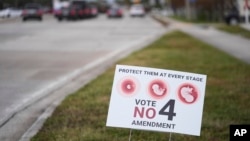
[110,4,121,9]
[7,7,20,10]
[24,4,41,9]
[132,5,143,9]
[71,0,87,8]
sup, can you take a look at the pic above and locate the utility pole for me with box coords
[15,0,19,7]
[244,0,249,24]
[185,0,191,20]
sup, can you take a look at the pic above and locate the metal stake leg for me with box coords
[169,133,172,141]
[129,129,132,141]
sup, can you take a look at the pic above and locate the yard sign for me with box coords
[106,65,207,136]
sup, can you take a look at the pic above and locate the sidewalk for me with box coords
[153,14,250,64]
[241,24,250,31]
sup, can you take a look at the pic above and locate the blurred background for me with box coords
[0,0,249,24]
[0,1,249,141]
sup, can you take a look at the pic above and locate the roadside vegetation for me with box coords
[170,15,250,40]
[31,31,250,141]
[170,15,208,23]
[215,24,250,39]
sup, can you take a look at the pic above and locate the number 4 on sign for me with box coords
[159,99,176,121]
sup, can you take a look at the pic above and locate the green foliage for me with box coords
[1,0,52,7]
[216,24,250,40]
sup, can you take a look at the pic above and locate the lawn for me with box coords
[31,31,250,141]
[170,15,250,40]
[216,24,250,39]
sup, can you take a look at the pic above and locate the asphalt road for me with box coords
[0,14,166,141]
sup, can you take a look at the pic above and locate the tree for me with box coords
[1,0,53,7]
[170,0,236,22]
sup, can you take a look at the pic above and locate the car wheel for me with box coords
[22,18,27,22]
[57,17,63,21]
[229,18,239,25]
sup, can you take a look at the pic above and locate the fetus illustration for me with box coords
[148,80,167,99]
[180,86,194,103]
[152,84,166,96]
[178,84,198,104]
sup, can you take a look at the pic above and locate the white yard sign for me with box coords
[106,65,207,136]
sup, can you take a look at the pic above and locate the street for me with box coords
[0,14,166,141]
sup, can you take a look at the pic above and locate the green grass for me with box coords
[170,15,217,24]
[31,31,250,141]
[170,15,250,40]
[170,15,191,23]
[216,24,250,39]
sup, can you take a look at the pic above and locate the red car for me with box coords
[54,5,79,21]
[107,5,123,18]
[89,5,98,17]
[54,0,95,21]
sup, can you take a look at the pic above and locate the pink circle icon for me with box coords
[117,76,139,97]
[178,83,199,104]
[148,79,168,99]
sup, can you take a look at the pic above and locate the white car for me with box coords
[129,4,145,17]
[0,8,22,18]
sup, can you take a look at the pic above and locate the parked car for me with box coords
[224,7,240,25]
[223,0,250,25]
[54,5,80,21]
[71,0,91,19]
[0,8,22,18]
[89,4,98,17]
[129,4,145,17]
[22,3,43,21]
[106,5,123,18]
[42,6,53,14]
[54,0,94,21]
